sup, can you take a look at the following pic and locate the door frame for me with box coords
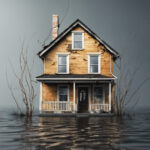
[77,85,91,112]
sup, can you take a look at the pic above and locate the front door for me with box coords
[78,87,89,113]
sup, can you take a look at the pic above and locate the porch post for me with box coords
[73,81,76,112]
[39,83,42,113]
[109,82,111,112]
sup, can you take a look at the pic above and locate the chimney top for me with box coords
[52,15,59,40]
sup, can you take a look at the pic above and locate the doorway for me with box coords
[77,87,89,113]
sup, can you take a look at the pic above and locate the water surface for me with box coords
[0,110,150,150]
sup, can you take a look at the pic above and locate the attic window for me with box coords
[72,32,84,50]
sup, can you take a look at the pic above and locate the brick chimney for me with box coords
[52,14,59,40]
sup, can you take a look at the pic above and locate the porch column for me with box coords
[73,81,76,112]
[39,83,42,113]
[109,82,111,112]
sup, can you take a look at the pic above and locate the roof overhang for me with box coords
[36,74,117,83]
[36,77,116,81]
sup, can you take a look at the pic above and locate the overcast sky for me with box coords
[0,0,150,110]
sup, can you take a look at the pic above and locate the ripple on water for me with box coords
[0,112,150,150]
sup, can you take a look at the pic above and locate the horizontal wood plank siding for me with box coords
[44,26,114,76]
[42,83,57,101]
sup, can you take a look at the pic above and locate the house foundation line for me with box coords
[109,82,111,112]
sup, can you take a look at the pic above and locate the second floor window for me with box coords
[58,54,69,73]
[88,54,100,74]
[72,32,84,49]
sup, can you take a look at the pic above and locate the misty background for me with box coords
[0,0,150,111]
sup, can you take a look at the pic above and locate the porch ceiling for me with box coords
[36,74,116,83]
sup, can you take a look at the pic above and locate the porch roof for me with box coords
[36,74,116,82]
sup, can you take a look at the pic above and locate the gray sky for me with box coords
[0,0,150,110]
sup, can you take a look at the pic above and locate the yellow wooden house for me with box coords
[36,15,119,114]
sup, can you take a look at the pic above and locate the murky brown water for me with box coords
[0,110,150,150]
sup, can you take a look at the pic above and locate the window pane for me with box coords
[59,95,68,101]
[94,87,103,103]
[94,95,103,103]
[58,65,66,73]
[74,33,82,41]
[59,87,67,95]
[94,87,103,95]
[90,56,98,65]
[90,65,98,73]
[74,41,82,49]
[58,56,66,65]
[59,86,68,101]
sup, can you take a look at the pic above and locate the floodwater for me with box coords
[0,109,150,150]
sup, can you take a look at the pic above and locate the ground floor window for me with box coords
[93,86,104,104]
[58,85,69,101]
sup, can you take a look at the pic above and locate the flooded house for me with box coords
[36,15,119,114]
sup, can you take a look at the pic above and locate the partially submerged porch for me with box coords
[36,74,116,114]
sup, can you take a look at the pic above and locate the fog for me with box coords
[0,0,150,111]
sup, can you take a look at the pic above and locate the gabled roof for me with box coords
[38,19,119,59]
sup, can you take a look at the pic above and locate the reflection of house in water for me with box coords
[36,15,120,115]
[15,116,126,149]
[29,117,122,149]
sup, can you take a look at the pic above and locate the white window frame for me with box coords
[93,85,105,104]
[88,53,100,74]
[72,31,84,50]
[57,53,69,74]
[57,84,69,102]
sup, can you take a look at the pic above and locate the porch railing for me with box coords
[42,101,73,112]
[91,104,110,112]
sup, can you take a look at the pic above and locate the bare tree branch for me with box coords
[114,56,150,116]
[7,45,36,117]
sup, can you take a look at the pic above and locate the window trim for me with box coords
[93,85,105,104]
[57,53,69,74]
[57,84,69,102]
[72,31,84,50]
[88,54,100,74]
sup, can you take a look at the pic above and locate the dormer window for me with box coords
[72,31,84,50]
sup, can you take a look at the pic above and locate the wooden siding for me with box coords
[42,83,57,101]
[43,26,114,76]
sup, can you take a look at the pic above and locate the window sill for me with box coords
[71,48,84,50]
[56,73,69,74]
[88,73,100,74]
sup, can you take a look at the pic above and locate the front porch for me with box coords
[39,81,114,114]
